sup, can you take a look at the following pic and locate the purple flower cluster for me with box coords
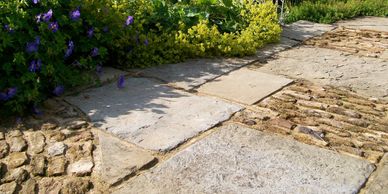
[26,36,40,53]
[32,0,39,4]
[65,40,74,58]
[126,16,134,26]
[91,47,99,57]
[0,88,17,101]
[42,9,53,22]
[53,85,65,96]
[29,59,42,72]
[87,27,94,38]
[49,21,59,32]
[70,8,81,21]
[4,25,14,33]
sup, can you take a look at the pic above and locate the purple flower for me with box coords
[117,75,125,89]
[26,36,40,53]
[29,59,42,72]
[53,85,64,96]
[70,9,81,21]
[87,27,94,38]
[4,25,14,33]
[91,47,99,57]
[42,9,53,22]
[32,0,39,4]
[65,40,74,58]
[144,39,149,46]
[125,16,134,26]
[1,87,17,101]
[36,14,42,23]
[49,21,59,32]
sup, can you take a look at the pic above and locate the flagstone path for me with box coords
[62,17,388,194]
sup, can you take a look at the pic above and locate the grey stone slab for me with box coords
[65,77,242,151]
[98,67,128,83]
[337,17,388,32]
[282,20,336,41]
[251,36,300,60]
[198,68,293,105]
[257,46,388,100]
[364,154,388,194]
[98,131,155,185]
[138,58,253,90]
[114,124,375,194]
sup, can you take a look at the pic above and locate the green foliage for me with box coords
[0,0,280,115]
[285,0,388,24]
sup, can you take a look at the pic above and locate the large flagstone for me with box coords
[336,17,388,32]
[198,68,293,105]
[114,124,374,194]
[282,20,336,41]
[65,77,242,152]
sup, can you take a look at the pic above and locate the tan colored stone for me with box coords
[0,140,9,158]
[67,143,92,163]
[326,133,355,147]
[46,131,66,142]
[66,120,88,130]
[296,100,329,110]
[61,177,90,194]
[0,182,17,194]
[326,106,362,118]
[334,146,364,157]
[41,123,58,130]
[39,177,62,194]
[7,152,28,168]
[20,178,37,194]
[283,90,312,101]
[9,136,27,152]
[47,142,67,156]
[68,159,94,176]
[30,155,46,176]
[47,156,66,176]
[3,168,28,184]
[8,130,23,137]
[269,118,295,130]
[68,131,93,142]
[26,132,45,154]
[364,150,384,164]
[0,132,4,140]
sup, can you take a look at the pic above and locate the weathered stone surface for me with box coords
[66,143,93,163]
[41,123,58,130]
[68,159,94,176]
[30,155,46,176]
[138,58,251,90]
[98,67,128,83]
[336,17,388,32]
[39,177,62,194]
[47,156,66,176]
[258,46,388,100]
[7,152,28,168]
[0,132,4,140]
[20,178,37,194]
[198,68,293,104]
[61,177,90,194]
[0,140,9,158]
[45,131,66,142]
[0,182,17,194]
[66,77,242,151]
[282,20,336,41]
[66,120,88,130]
[9,136,27,152]
[3,168,28,184]
[98,132,155,185]
[26,132,45,154]
[115,124,374,194]
[363,154,388,194]
[249,37,300,61]
[47,142,67,156]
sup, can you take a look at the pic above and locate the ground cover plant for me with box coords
[285,0,388,24]
[0,0,280,115]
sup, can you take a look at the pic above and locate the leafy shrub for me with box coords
[285,0,388,24]
[0,0,280,115]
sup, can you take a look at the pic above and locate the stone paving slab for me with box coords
[137,58,252,90]
[363,154,388,194]
[98,67,128,83]
[65,77,242,152]
[198,68,293,105]
[257,46,388,100]
[98,131,155,186]
[337,17,388,32]
[114,124,375,194]
[247,36,300,61]
[282,20,336,41]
